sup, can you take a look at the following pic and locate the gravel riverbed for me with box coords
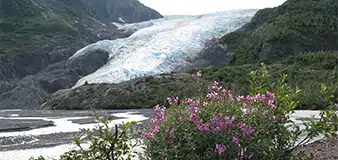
[0,109,336,160]
[0,109,153,160]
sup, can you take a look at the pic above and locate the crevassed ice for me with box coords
[70,9,258,87]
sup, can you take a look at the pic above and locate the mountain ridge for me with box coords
[0,0,163,109]
[42,0,338,110]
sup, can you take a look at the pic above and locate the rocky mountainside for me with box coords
[0,0,162,109]
[42,0,338,110]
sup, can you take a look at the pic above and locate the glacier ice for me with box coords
[70,9,258,87]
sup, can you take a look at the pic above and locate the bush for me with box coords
[143,64,338,160]
[30,110,138,160]
[30,65,338,160]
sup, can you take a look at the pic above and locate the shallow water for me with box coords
[0,109,152,160]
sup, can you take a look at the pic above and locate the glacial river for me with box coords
[0,109,153,160]
[0,109,320,160]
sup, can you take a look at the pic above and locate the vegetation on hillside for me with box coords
[0,0,162,56]
[220,0,338,65]
[1,0,103,56]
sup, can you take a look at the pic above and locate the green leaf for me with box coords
[73,137,82,148]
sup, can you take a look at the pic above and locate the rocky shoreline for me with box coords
[297,138,338,160]
[0,131,83,151]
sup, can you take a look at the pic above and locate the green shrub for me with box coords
[30,110,138,160]
[143,64,338,160]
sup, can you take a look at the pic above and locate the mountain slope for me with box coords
[42,0,338,110]
[0,0,162,109]
[1,0,162,57]
[219,0,338,65]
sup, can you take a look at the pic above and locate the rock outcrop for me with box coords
[0,49,109,109]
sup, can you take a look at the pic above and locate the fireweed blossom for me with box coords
[197,71,202,77]
[188,104,201,114]
[263,111,269,118]
[207,92,219,99]
[273,115,279,121]
[221,89,228,95]
[215,144,227,155]
[233,136,240,145]
[144,105,167,138]
[167,97,179,105]
[189,112,257,139]
[145,71,278,158]
[235,92,278,110]
[208,81,222,90]
[182,98,194,104]
[202,101,209,106]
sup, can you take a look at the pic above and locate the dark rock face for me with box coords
[186,38,230,69]
[0,0,162,109]
[0,49,109,109]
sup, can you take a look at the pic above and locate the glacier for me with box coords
[70,9,258,87]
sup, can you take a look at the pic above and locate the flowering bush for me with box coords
[143,64,338,160]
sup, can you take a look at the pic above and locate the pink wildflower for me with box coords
[167,97,173,105]
[228,92,234,100]
[188,105,201,114]
[191,74,196,78]
[237,122,245,129]
[242,102,248,108]
[215,144,227,155]
[225,116,235,124]
[249,129,257,136]
[197,71,202,77]
[190,114,203,125]
[203,124,210,132]
[270,104,277,110]
[233,136,240,145]
[208,81,222,90]
[154,104,160,111]
[207,92,219,99]
[266,91,275,99]
[174,97,179,103]
[167,97,179,105]
[202,101,209,106]
[273,115,279,121]
[143,132,155,138]
[221,89,228,95]
[183,98,193,104]
[263,111,268,118]
[153,125,160,133]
